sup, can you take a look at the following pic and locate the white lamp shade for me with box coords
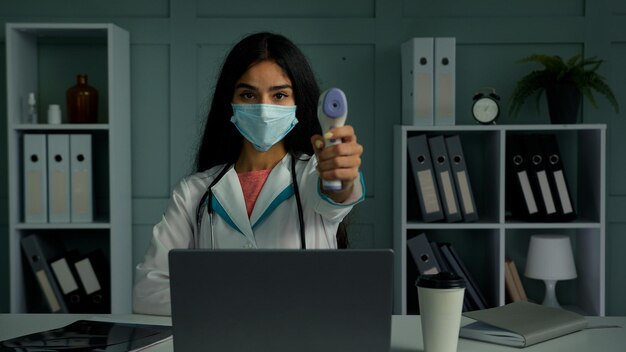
[525,234,577,281]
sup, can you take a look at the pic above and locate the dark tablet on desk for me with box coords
[0,320,172,351]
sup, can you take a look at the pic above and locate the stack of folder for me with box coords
[23,134,94,224]
[21,233,110,313]
[505,133,576,222]
[407,134,478,223]
[401,37,456,126]
[407,233,488,313]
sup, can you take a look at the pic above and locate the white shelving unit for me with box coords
[393,124,605,316]
[6,23,131,313]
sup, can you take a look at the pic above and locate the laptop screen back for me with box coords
[169,249,393,352]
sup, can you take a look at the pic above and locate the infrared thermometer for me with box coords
[317,87,348,191]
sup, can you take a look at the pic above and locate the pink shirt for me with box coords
[237,169,272,218]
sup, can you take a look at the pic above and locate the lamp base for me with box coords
[542,279,561,308]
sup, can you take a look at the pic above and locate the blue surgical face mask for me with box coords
[230,104,298,152]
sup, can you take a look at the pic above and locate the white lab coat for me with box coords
[133,153,364,315]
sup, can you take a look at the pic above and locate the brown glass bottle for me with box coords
[66,74,98,123]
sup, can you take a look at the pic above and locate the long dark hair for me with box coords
[195,32,322,172]
[195,32,348,248]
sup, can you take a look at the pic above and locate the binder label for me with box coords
[517,171,538,214]
[51,170,68,214]
[436,73,454,118]
[554,170,573,214]
[416,74,432,118]
[36,269,61,312]
[537,170,556,215]
[26,171,44,215]
[417,170,440,214]
[75,258,101,294]
[73,170,89,214]
[441,170,458,214]
[456,170,475,214]
[51,258,79,294]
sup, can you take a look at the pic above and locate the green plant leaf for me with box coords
[510,53,620,118]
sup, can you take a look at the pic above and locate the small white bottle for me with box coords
[27,92,38,124]
[47,104,62,124]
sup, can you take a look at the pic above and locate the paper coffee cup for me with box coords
[416,272,465,352]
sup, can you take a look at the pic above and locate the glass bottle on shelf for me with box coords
[66,74,98,123]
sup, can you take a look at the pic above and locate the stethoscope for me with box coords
[195,153,306,249]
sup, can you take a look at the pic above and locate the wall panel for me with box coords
[197,0,375,18]
[131,45,172,198]
[607,42,626,195]
[402,0,584,18]
[0,0,169,18]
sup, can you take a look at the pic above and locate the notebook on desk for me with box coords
[169,249,394,352]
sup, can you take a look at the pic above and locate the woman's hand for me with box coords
[311,125,363,203]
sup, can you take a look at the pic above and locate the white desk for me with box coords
[1,314,624,351]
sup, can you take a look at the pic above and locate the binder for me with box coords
[73,250,110,313]
[522,134,559,222]
[47,134,71,223]
[401,38,434,126]
[407,233,440,276]
[407,135,444,222]
[428,135,462,222]
[49,249,84,312]
[21,233,68,313]
[445,243,488,310]
[506,134,541,221]
[429,241,451,274]
[539,133,576,222]
[70,134,94,223]
[445,135,478,222]
[434,37,456,125]
[439,243,486,311]
[23,134,48,223]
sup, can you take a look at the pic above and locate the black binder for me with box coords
[506,134,541,221]
[49,249,85,313]
[539,133,577,222]
[522,134,560,222]
[72,250,111,313]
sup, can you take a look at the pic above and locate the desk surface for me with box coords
[0,314,624,351]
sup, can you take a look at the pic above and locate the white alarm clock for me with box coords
[472,88,500,124]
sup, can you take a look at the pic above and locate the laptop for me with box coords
[169,249,394,352]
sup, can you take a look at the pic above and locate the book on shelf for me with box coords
[506,257,527,301]
[459,301,587,347]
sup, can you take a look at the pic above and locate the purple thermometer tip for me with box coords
[322,88,347,118]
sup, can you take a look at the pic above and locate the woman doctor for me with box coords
[133,32,365,315]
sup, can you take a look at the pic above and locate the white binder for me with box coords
[47,134,71,223]
[434,37,456,126]
[23,134,48,223]
[401,38,434,126]
[70,134,93,223]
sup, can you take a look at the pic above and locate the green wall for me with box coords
[1,0,625,314]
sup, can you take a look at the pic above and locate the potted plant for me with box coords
[509,54,620,123]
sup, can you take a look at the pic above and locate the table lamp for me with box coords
[524,234,577,308]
